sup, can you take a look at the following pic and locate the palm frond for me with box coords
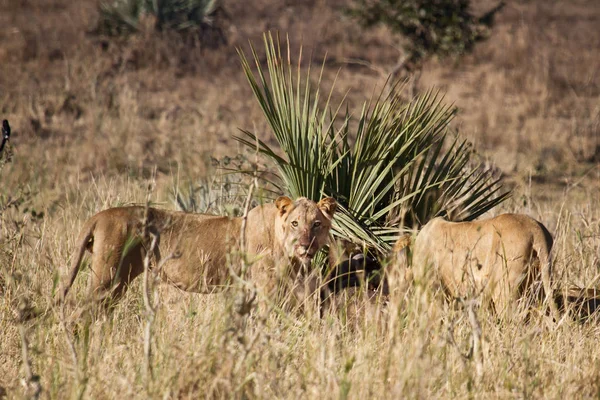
[236,33,510,254]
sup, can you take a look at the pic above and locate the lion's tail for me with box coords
[535,221,561,320]
[58,216,97,304]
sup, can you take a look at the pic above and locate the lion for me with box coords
[555,286,600,322]
[390,214,560,319]
[60,196,337,307]
[322,243,391,326]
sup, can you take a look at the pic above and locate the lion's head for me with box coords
[274,196,337,266]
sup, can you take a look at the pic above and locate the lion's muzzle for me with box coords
[294,236,319,263]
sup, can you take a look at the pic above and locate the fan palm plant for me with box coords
[236,33,509,254]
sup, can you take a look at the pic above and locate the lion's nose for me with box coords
[297,236,316,256]
[298,235,312,249]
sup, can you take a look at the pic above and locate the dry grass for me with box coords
[2,180,600,398]
[1,0,600,398]
[419,1,600,178]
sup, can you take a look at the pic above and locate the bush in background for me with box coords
[98,0,225,46]
[348,0,503,66]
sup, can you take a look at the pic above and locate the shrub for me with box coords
[98,0,223,41]
[236,34,509,253]
[347,0,503,65]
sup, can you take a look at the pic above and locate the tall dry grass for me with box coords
[419,1,600,178]
[1,173,600,398]
[1,0,600,398]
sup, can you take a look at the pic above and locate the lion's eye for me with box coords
[291,221,299,228]
[313,221,321,229]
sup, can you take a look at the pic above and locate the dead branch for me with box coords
[142,230,159,387]
[466,300,484,379]
[18,304,42,399]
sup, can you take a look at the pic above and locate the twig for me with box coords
[57,303,80,381]
[239,181,255,281]
[141,174,158,390]
[142,230,158,387]
[387,55,409,84]
[338,58,387,76]
[230,135,262,318]
[445,314,470,360]
[3,216,42,398]
[139,217,179,390]
[466,300,484,379]
[446,298,485,380]
[18,310,42,399]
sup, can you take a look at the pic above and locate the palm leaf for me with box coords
[236,33,510,254]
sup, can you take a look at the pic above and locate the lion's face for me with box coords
[275,196,337,266]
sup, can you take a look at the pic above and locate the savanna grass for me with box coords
[2,170,600,398]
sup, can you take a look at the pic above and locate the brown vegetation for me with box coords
[1,0,599,398]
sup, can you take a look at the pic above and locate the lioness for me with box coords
[391,214,560,318]
[60,196,336,306]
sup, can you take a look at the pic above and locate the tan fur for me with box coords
[391,214,560,318]
[61,196,336,305]
[386,233,414,298]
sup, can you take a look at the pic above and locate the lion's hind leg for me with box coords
[88,228,145,306]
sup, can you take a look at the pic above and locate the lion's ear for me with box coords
[317,197,337,219]
[393,233,412,253]
[275,196,293,216]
